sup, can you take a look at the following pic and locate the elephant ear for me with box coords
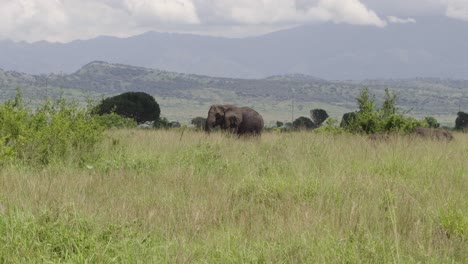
[211,104,231,117]
[224,109,242,126]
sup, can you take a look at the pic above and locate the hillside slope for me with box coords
[1,61,467,125]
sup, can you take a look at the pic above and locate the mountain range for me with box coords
[1,61,467,126]
[1,16,467,80]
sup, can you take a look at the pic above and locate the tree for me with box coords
[293,116,315,129]
[310,109,329,127]
[381,88,397,118]
[191,117,206,129]
[342,87,422,134]
[357,87,376,113]
[170,121,181,128]
[154,117,170,128]
[340,112,358,127]
[95,92,160,123]
[424,116,440,128]
[455,112,468,130]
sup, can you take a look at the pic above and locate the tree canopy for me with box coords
[95,92,160,123]
[310,109,329,127]
[293,116,315,129]
[455,112,468,130]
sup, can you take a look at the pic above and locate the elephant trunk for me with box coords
[205,115,215,133]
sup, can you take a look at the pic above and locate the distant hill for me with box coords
[1,61,467,125]
[1,16,468,80]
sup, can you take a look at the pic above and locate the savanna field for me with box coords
[1,128,467,263]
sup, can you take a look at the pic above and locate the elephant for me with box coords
[411,127,453,141]
[205,104,264,136]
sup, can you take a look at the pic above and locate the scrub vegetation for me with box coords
[0,91,467,263]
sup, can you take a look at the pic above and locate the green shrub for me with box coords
[191,117,207,130]
[439,206,467,239]
[342,87,425,134]
[153,117,170,129]
[424,116,440,128]
[0,90,105,166]
[95,113,137,129]
[314,118,343,134]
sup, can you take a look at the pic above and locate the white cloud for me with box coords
[0,0,68,41]
[307,0,387,27]
[123,0,200,24]
[0,0,200,42]
[195,0,386,26]
[444,0,468,21]
[387,16,416,24]
[8,0,468,43]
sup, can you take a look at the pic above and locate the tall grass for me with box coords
[0,130,467,262]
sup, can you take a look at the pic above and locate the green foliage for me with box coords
[292,116,315,129]
[439,206,467,239]
[170,121,181,128]
[310,109,329,127]
[380,88,397,118]
[342,87,425,134]
[1,130,467,262]
[0,209,159,263]
[95,113,137,129]
[356,87,376,113]
[424,116,440,128]
[0,90,104,166]
[153,117,170,129]
[2,62,467,126]
[95,92,160,123]
[191,116,206,129]
[340,112,358,127]
[455,112,468,130]
[314,118,343,134]
[276,121,284,128]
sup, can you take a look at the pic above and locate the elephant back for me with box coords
[239,107,264,135]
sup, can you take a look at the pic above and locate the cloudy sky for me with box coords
[0,0,467,43]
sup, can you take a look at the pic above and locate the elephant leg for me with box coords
[224,116,239,134]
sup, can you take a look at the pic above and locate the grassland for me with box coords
[1,130,467,262]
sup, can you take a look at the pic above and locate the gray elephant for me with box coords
[205,104,264,136]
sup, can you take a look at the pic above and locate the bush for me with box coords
[340,112,358,128]
[0,90,105,166]
[314,118,343,134]
[341,87,425,134]
[424,116,440,128]
[95,113,137,129]
[191,117,206,129]
[95,92,160,124]
[153,117,170,129]
[292,117,315,130]
[455,112,468,130]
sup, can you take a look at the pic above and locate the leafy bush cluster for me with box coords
[0,90,104,166]
[341,88,425,134]
[95,113,136,129]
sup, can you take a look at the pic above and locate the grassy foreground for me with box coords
[0,130,467,263]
